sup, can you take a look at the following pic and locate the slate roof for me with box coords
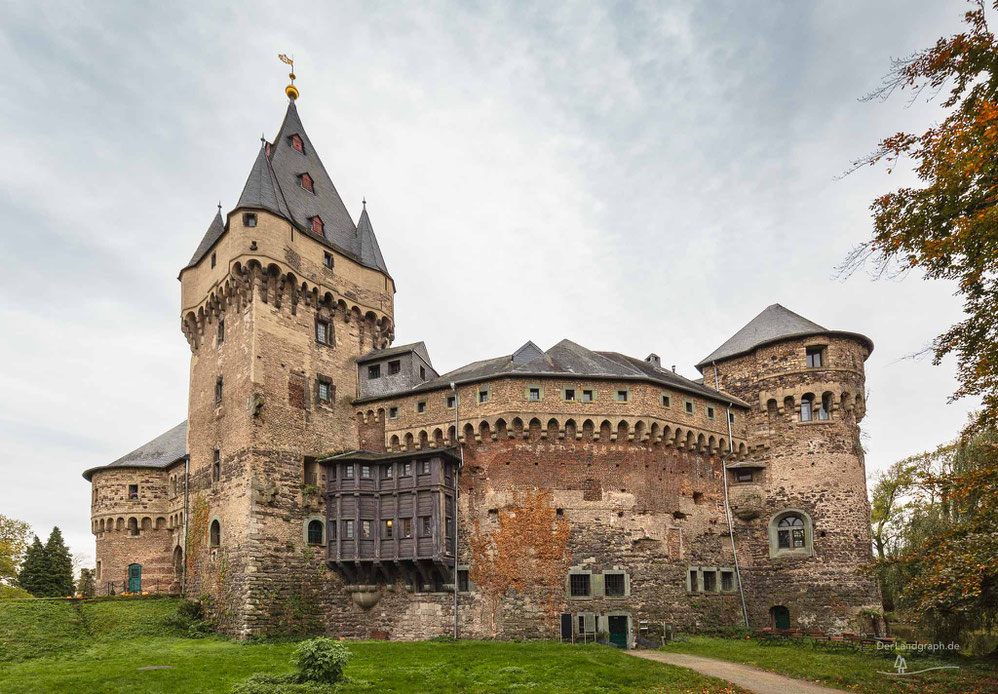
[184,99,390,277]
[354,338,749,407]
[695,303,874,370]
[357,341,433,366]
[82,421,187,481]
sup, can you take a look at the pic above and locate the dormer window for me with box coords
[310,216,324,235]
[299,173,314,193]
[290,134,304,153]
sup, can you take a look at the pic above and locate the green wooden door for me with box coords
[772,606,790,630]
[128,564,141,592]
[608,615,628,649]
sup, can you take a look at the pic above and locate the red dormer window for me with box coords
[299,173,314,193]
[290,134,304,153]
[310,216,324,235]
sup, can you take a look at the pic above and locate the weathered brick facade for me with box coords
[86,92,880,642]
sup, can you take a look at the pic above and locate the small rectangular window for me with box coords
[420,516,432,536]
[128,484,138,500]
[387,360,401,375]
[361,465,372,479]
[729,412,736,424]
[343,520,355,539]
[344,464,354,479]
[382,465,393,479]
[616,389,629,402]
[402,462,412,476]
[383,519,394,539]
[685,401,694,415]
[806,346,824,368]
[446,395,456,409]
[528,387,541,401]
[478,389,489,403]
[210,252,216,269]
[569,573,591,597]
[604,573,626,597]
[417,401,426,413]
[217,318,224,344]
[735,469,753,483]
[215,376,223,404]
[458,569,469,592]
[662,393,671,407]
[317,380,331,403]
[689,569,699,593]
[323,252,334,269]
[419,460,430,475]
[360,520,372,539]
[707,406,715,420]
[420,366,426,380]
[582,389,594,402]
[564,388,575,401]
[401,518,413,538]
[721,570,734,592]
[316,320,330,345]
[243,213,257,227]
[703,570,717,592]
[388,406,398,419]
[446,516,454,539]
[368,364,381,379]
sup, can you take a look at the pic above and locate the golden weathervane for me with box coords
[279,53,298,100]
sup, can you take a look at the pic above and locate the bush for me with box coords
[292,638,351,684]
[164,599,214,637]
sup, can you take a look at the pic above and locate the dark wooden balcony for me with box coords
[319,448,460,590]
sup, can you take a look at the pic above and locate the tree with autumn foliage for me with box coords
[469,488,570,638]
[845,0,998,425]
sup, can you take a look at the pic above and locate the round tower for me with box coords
[700,304,881,633]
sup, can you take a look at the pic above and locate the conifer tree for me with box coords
[42,527,75,597]
[17,536,47,596]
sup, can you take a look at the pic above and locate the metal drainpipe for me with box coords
[183,454,190,596]
[714,362,749,628]
[451,382,463,639]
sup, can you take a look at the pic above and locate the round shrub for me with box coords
[292,637,351,684]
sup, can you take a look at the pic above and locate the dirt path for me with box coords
[629,650,850,694]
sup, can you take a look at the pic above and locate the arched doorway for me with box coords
[770,605,790,630]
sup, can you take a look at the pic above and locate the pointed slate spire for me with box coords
[235,142,292,220]
[696,304,828,368]
[186,207,226,268]
[355,203,390,276]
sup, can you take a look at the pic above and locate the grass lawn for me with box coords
[0,598,744,693]
[661,635,998,694]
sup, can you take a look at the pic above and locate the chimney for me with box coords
[645,353,661,368]
[671,364,676,373]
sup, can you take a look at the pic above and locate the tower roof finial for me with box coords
[362,196,367,209]
[278,53,298,100]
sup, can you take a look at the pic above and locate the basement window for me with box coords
[569,573,591,598]
[368,364,381,379]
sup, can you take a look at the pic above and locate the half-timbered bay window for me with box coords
[320,449,460,591]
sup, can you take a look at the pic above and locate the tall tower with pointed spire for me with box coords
[177,89,395,634]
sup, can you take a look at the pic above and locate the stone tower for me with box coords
[177,92,395,634]
[699,304,881,632]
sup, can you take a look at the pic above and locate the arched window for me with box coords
[307,520,324,545]
[209,519,221,547]
[768,510,812,557]
[127,517,139,537]
[778,515,805,549]
[800,394,814,422]
[818,393,832,420]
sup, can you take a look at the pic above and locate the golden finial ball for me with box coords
[286,84,299,100]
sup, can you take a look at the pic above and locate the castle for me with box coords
[84,82,881,644]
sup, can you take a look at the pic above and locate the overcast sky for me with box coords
[0,1,979,566]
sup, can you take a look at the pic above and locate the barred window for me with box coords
[605,573,625,597]
[569,573,591,597]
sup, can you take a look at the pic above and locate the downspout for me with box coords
[714,362,749,628]
[451,382,464,639]
[182,454,190,595]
